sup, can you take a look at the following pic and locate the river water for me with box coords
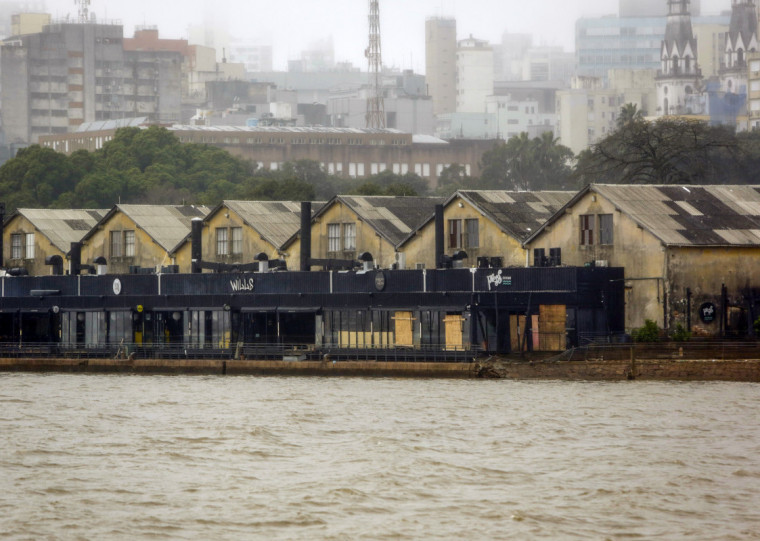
[1,374,758,540]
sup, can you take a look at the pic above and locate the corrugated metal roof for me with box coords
[76,117,148,132]
[222,201,324,249]
[339,196,445,247]
[14,208,109,253]
[116,204,210,252]
[458,190,575,241]
[592,184,760,246]
[169,125,405,135]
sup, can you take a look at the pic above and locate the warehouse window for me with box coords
[231,227,243,255]
[216,228,228,256]
[343,223,356,251]
[11,234,23,259]
[466,219,479,249]
[25,233,35,259]
[599,214,614,245]
[328,224,341,252]
[580,215,595,245]
[110,231,123,257]
[124,230,135,257]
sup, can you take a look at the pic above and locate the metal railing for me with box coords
[0,341,482,363]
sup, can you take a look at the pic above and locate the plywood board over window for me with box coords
[392,311,415,347]
[444,314,464,351]
[538,304,567,351]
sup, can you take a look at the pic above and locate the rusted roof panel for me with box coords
[592,184,760,246]
[459,190,575,241]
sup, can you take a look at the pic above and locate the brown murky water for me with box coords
[1,374,759,540]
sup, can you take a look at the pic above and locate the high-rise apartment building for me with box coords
[456,36,494,113]
[1,21,182,144]
[576,11,729,81]
[425,17,457,116]
[619,0,701,17]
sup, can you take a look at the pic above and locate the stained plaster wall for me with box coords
[525,192,666,332]
[400,197,526,269]
[666,246,760,336]
[3,215,64,276]
[81,213,173,274]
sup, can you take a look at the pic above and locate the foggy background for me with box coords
[42,0,730,72]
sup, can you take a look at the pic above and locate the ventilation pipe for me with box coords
[94,256,107,275]
[435,204,444,269]
[359,251,374,272]
[191,218,203,274]
[256,252,269,273]
[45,255,64,276]
[300,201,312,272]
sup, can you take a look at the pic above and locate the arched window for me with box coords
[672,55,679,74]
[738,49,745,66]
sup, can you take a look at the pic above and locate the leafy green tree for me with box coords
[616,103,644,131]
[479,132,574,191]
[435,164,472,196]
[0,145,76,210]
[574,117,740,186]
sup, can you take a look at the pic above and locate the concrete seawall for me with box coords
[0,358,479,379]
[1,356,759,381]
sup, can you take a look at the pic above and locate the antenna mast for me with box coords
[365,0,386,129]
[75,0,91,23]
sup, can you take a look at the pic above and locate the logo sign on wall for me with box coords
[699,302,717,324]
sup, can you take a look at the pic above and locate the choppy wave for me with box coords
[0,374,759,540]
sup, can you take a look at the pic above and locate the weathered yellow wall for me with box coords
[3,215,64,275]
[190,207,282,272]
[667,246,760,336]
[401,196,526,269]
[526,192,666,332]
[81,212,172,274]
[298,201,397,269]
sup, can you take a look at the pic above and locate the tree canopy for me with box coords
[479,131,575,191]
[574,116,747,186]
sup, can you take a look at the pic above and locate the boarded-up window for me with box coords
[538,305,566,351]
[393,311,415,347]
[599,214,613,245]
[444,314,464,351]
[580,215,594,245]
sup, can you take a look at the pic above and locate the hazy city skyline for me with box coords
[41,0,731,72]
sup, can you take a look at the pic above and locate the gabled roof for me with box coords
[334,196,446,248]
[6,208,108,253]
[398,190,574,247]
[284,195,444,250]
[209,200,325,250]
[82,204,210,254]
[457,190,575,241]
[524,184,760,247]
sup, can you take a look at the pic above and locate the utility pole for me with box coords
[365,0,386,129]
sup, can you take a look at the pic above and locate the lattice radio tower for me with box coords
[365,0,386,129]
[75,0,91,23]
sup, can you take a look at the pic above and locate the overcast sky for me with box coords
[45,0,730,72]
